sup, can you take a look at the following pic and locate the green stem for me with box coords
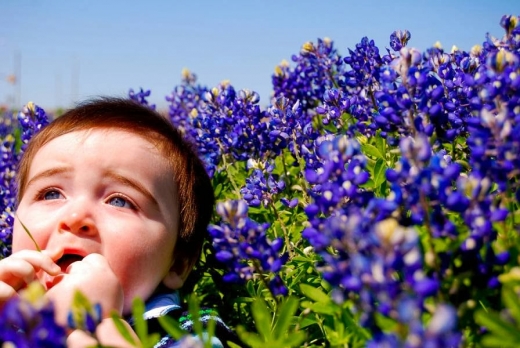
[216,139,241,198]
[270,202,294,258]
[252,259,279,305]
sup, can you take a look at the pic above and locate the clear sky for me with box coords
[0,0,518,111]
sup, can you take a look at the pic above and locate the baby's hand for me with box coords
[0,250,61,306]
[44,253,124,326]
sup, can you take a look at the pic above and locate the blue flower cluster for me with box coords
[272,38,344,114]
[166,68,208,136]
[299,134,462,345]
[150,16,520,343]
[208,200,288,296]
[0,284,66,347]
[129,88,156,110]
[17,102,50,151]
[1,103,50,258]
[1,13,519,347]
[240,160,286,208]
[0,111,17,257]
[296,15,519,344]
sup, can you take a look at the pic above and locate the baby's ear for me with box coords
[162,258,193,290]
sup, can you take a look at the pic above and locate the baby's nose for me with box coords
[58,201,98,236]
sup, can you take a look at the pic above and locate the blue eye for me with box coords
[43,190,62,200]
[107,196,133,209]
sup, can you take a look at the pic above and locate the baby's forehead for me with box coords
[29,128,173,174]
[50,127,167,152]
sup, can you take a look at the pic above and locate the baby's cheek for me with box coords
[114,266,160,314]
[11,226,35,252]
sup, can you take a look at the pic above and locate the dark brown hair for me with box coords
[17,97,214,273]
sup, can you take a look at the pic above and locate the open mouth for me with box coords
[56,253,84,273]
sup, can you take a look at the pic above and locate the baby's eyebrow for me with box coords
[26,167,72,188]
[104,171,159,207]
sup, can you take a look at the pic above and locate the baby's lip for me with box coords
[39,248,92,290]
[48,248,89,269]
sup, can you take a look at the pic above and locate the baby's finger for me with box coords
[0,257,37,289]
[0,281,18,303]
[9,250,61,275]
[81,253,109,267]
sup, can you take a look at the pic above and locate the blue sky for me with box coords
[0,1,518,110]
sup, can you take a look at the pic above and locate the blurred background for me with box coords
[0,0,518,112]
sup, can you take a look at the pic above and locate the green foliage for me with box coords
[299,284,369,347]
[236,297,305,348]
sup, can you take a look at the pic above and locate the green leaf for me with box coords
[304,302,336,315]
[72,290,93,312]
[132,297,148,342]
[157,315,187,340]
[252,298,273,340]
[188,295,203,337]
[273,297,299,340]
[375,135,386,159]
[205,317,217,348]
[481,335,519,348]
[214,183,223,198]
[227,342,243,348]
[360,178,375,190]
[502,286,520,325]
[69,290,94,331]
[145,333,160,348]
[282,331,306,347]
[372,159,387,188]
[361,143,384,161]
[298,316,318,329]
[110,312,138,346]
[475,310,520,341]
[300,283,330,303]
[236,325,266,347]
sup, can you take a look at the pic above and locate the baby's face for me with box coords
[13,129,180,312]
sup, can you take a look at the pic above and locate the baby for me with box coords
[0,98,218,347]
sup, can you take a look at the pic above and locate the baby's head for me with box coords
[13,98,214,312]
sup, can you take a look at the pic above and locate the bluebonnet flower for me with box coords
[208,200,288,295]
[0,282,67,347]
[368,301,461,348]
[500,15,519,38]
[1,131,17,256]
[0,108,15,137]
[1,103,50,257]
[17,102,50,151]
[240,160,285,208]
[174,81,269,177]
[128,88,156,109]
[303,135,371,215]
[262,96,319,171]
[280,197,298,209]
[389,30,411,52]
[315,88,351,129]
[299,131,467,343]
[165,68,208,137]
[273,38,345,114]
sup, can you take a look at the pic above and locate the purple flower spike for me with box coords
[390,30,411,51]
[209,200,288,295]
